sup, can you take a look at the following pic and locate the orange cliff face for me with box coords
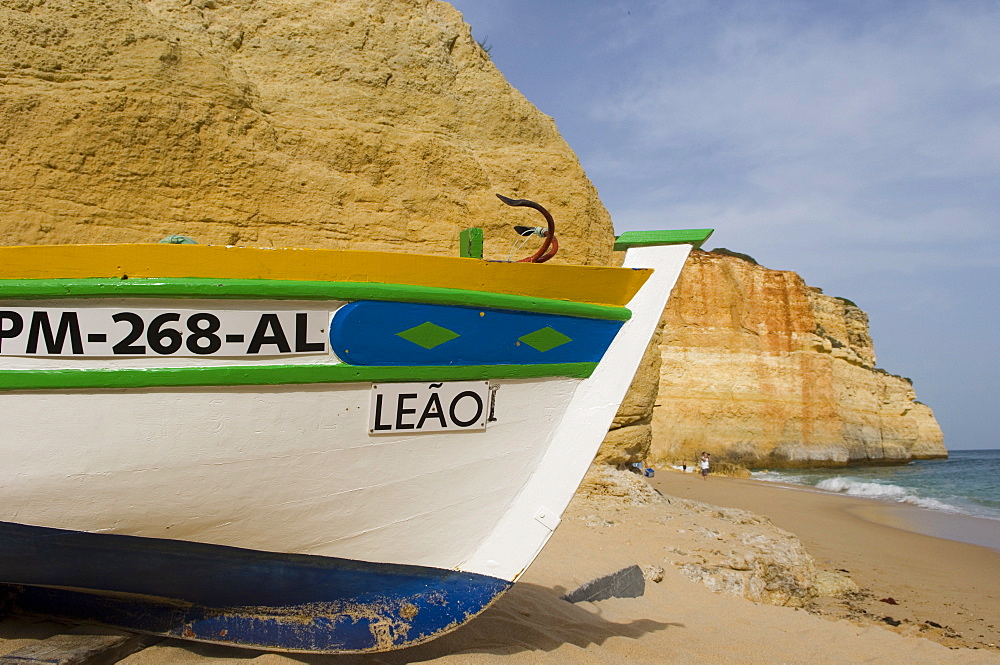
[649,251,946,468]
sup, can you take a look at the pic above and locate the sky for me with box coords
[447,0,999,451]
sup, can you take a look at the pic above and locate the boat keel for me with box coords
[0,521,511,653]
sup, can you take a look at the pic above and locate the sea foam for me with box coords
[815,477,962,513]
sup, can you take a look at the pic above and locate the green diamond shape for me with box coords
[396,321,460,349]
[518,327,572,352]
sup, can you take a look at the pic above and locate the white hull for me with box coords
[2,378,579,574]
[0,227,709,652]
[0,244,691,584]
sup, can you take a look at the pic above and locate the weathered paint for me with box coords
[0,245,650,308]
[329,302,623,367]
[0,521,511,654]
[459,228,484,259]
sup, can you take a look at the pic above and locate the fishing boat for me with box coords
[0,198,711,653]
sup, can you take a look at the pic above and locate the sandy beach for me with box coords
[651,471,1000,652]
[2,469,998,664]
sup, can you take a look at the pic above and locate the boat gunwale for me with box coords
[0,277,631,322]
[0,244,651,308]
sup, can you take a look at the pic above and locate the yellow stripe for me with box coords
[0,245,650,307]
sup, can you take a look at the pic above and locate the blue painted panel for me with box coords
[0,521,510,653]
[329,301,623,366]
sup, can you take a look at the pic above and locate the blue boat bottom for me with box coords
[0,521,511,653]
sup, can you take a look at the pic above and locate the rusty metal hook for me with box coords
[496,194,559,263]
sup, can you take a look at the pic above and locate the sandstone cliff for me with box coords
[0,0,661,457]
[649,251,946,467]
[0,0,943,468]
[0,0,615,265]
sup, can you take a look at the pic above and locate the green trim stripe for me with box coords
[614,229,714,251]
[0,362,597,391]
[0,278,631,322]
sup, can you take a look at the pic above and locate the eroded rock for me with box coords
[650,251,946,467]
[571,468,857,608]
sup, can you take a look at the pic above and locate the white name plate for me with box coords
[0,307,329,357]
[370,381,490,434]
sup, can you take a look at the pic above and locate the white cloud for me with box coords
[448,0,999,447]
[570,1,1000,286]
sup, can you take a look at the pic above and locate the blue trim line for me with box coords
[330,301,623,367]
[0,521,511,653]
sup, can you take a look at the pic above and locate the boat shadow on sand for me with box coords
[0,582,679,663]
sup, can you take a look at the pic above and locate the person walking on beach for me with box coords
[700,452,710,480]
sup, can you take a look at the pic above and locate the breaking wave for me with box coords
[752,451,1000,522]
[815,477,963,513]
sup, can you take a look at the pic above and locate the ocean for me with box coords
[752,449,1000,523]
